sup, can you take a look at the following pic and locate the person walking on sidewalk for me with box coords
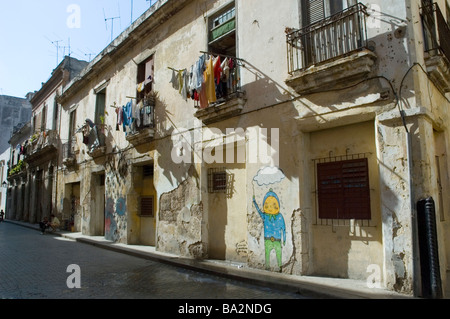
[0,210,4,222]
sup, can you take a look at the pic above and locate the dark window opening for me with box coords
[137,56,154,104]
[95,89,106,126]
[99,174,105,186]
[143,165,154,178]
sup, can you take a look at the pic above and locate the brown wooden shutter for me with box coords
[317,158,371,220]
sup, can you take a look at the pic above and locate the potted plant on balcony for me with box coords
[145,90,158,107]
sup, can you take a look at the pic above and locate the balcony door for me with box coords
[301,0,359,68]
[302,0,356,26]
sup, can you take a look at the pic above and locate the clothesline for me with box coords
[199,51,245,63]
[167,67,184,72]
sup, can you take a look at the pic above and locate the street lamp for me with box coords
[2,181,7,188]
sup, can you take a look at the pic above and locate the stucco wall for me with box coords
[52,0,450,296]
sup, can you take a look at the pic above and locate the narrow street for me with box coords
[0,222,305,300]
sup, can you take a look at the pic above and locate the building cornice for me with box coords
[59,0,194,104]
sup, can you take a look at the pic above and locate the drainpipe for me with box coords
[417,197,443,298]
[402,117,421,297]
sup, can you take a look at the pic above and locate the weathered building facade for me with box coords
[6,122,31,221]
[7,56,88,224]
[28,0,450,297]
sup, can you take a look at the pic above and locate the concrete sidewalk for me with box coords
[5,219,413,299]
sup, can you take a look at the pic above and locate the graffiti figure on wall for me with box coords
[252,166,286,271]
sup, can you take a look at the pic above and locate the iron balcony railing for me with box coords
[287,3,369,74]
[26,130,59,156]
[421,2,450,63]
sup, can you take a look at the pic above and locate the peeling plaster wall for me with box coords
[158,166,204,258]
[51,0,450,296]
[376,115,415,293]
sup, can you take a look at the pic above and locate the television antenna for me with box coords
[103,8,120,42]
[46,37,63,67]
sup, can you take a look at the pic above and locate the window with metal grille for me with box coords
[317,158,371,220]
[208,168,227,193]
[143,165,154,178]
[140,196,154,217]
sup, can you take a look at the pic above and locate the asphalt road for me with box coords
[0,221,306,300]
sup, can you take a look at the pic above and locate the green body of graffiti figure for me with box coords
[253,189,286,270]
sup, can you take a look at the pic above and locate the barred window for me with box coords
[140,196,154,217]
[208,168,227,193]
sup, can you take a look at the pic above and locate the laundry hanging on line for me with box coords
[113,97,154,135]
[137,75,154,93]
[168,53,239,108]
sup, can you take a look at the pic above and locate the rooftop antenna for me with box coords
[85,53,95,61]
[131,0,133,24]
[65,38,72,58]
[103,8,120,42]
[48,38,63,67]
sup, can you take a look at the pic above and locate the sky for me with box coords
[0,0,157,99]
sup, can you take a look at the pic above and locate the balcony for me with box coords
[126,103,155,145]
[87,130,107,158]
[421,2,450,94]
[78,122,107,159]
[194,58,246,125]
[286,3,376,95]
[62,139,77,167]
[25,130,59,164]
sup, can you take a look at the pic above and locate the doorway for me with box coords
[91,173,105,236]
[64,182,81,232]
[207,162,247,262]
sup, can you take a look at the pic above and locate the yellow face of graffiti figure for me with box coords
[263,196,280,215]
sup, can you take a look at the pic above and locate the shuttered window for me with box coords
[307,0,325,25]
[302,0,357,26]
[317,158,371,220]
[141,196,154,217]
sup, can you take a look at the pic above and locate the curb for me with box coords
[4,220,413,299]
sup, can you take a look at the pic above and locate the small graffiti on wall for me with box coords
[115,197,126,216]
[235,240,248,257]
[105,197,118,241]
[252,167,287,271]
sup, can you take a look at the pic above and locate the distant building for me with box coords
[0,95,32,154]
[5,122,31,220]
